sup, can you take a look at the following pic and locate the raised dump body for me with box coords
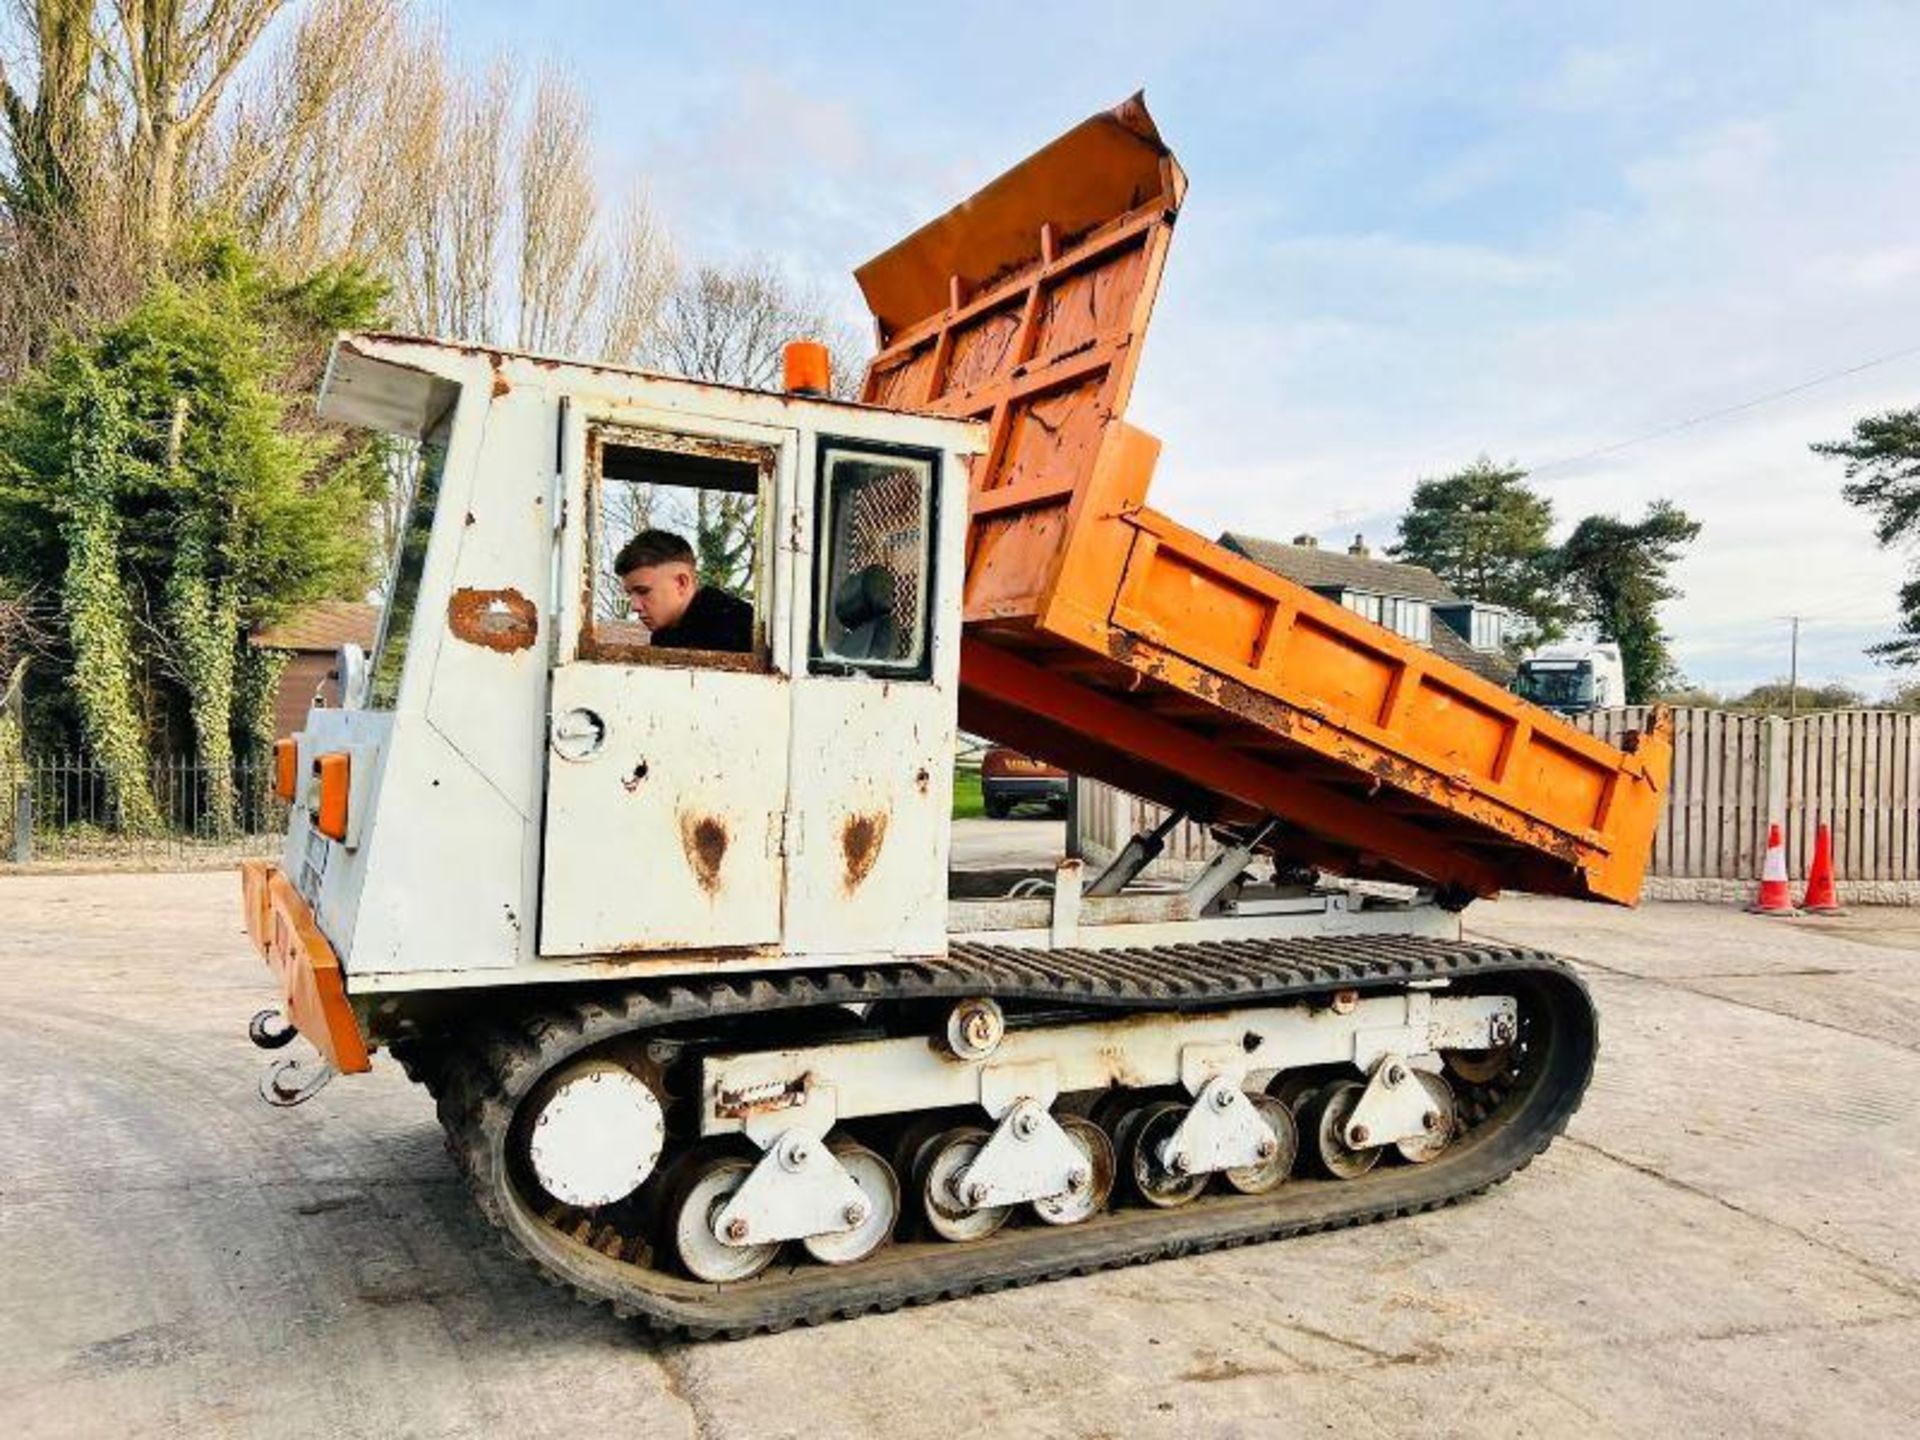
[859,95,1670,905]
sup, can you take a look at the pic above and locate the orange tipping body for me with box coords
[237,859,371,1073]
[860,95,1671,905]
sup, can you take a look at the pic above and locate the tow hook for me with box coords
[259,1054,337,1107]
[248,1008,298,1050]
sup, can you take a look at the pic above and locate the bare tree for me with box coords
[645,257,864,395]
[196,0,424,275]
[514,66,599,354]
[103,1,293,259]
[599,184,674,364]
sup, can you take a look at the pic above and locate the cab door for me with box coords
[781,438,960,959]
[538,406,797,957]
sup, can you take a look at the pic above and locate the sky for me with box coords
[454,0,1920,697]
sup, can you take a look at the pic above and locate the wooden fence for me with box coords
[1576,707,1919,900]
[1075,707,1920,902]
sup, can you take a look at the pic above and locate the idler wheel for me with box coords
[801,1141,900,1266]
[917,1126,1011,1242]
[1443,1044,1514,1085]
[1222,1093,1299,1195]
[1119,1099,1208,1208]
[1031,1115,1116,1226]
[1306,1080,1381,1180]
[668,1152,779,1283]
[1394,1072,1458,1164]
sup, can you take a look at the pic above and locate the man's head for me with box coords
[615,529,700,633]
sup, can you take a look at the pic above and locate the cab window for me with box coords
[583,425,774,670]
[810,441,937,679]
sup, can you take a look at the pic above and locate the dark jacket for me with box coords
[651,585,754,654]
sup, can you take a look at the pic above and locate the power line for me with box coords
[1528,340,1920,478]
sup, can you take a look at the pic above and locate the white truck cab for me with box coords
[281,333,983,993]
[1513,641,1626,716]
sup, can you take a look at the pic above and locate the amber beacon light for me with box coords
[782,339,831,395]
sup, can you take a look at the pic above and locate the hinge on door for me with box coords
[771,810,802,857]
[788,506,807,554]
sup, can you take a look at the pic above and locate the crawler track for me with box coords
[408,936,1595,1338]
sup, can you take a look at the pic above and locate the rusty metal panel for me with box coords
[540,661,790,956]
[781,679,952,957]
[859,95,1670,905]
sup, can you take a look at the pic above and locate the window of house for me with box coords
[582,426,773,669]
[811,440,937,679]
[1471,606,1506,651]
[1346,591,1429,643]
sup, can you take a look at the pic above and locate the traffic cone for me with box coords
[1747,822,1798,916]
[1800,822,1846,915]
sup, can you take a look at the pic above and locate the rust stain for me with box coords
[489,354,511,397]
[840,810,889,892]
[680,812,729,895]
[715,1073,811,1119]
[447,587,538,652]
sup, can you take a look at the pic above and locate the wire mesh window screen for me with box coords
[816,449,933,672]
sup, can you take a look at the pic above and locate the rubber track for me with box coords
[425,935,1596,1339]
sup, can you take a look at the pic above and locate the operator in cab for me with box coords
[615,529,754,653]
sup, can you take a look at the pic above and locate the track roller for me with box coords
[1118,1099,1209,1208]
[1031,1116,1116,1226]
[801,1140,899,1265]
[1393,1072,1458,1164]
[916,1125,1012,1242]
[1222,1093,1299,1195]
[1306,1080,1382,1180]
[668,1150,780,1283]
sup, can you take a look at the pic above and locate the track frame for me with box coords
[405,936,1595,1339]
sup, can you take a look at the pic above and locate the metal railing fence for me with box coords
[0,751,288,866]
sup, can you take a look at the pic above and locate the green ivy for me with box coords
[0,234,385,833]
[54,362,162,834]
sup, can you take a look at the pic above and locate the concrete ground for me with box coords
[2,874,1917,1439]
[948,814,1065,870]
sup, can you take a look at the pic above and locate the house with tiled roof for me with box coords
[249,600,379,737]
[1218,532,1517,687]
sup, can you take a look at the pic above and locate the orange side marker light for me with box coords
[273,738,299,802]
[314,752,351,842]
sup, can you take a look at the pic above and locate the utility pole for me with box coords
[1786,615,1801,720]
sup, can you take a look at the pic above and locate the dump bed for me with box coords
[858,96,1670,904]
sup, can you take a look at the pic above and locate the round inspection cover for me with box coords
[527,1060,666,1208]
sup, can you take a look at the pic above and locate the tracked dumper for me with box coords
[239,96,1671,1337]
